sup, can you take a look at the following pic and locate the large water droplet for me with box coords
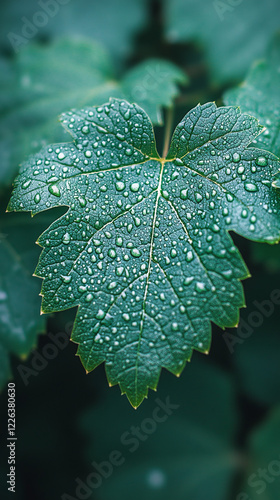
[244,182,258,192]
[131,248,141,257]
[63,232,71,244]
[108,249,116,258]
[186,251,194,262]
[232,153,241,163]
[34,193,41,204]
[22,179,31,189]
[61,275,71,283]
[255,156,268,167]
[48,184,61,197]
[180,189,188,200]
[96,309,105,319]
[195,282,206,292]
[116,181,125,191]
[130,182,140,192]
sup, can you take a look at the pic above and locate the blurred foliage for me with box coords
[0,0,280,499]
[164,0,280,85]
[0,39,187,188]
[224,34,280,158]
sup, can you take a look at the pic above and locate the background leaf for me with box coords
[0,210,55,389]
[164,0,280,84]
[80,357,239,500]
[242,407,280,499]
[0,39,187,188]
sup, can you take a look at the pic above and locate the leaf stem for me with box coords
[162,107,174,159]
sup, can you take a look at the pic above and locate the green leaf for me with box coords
[0,0,149,62]
[242,406,280,499]
[164,0,280,84]
[0,39,187,188]
[8,99,280,407]
[225,34,280,158]
[0,212,51,389]
[81,358,238,500]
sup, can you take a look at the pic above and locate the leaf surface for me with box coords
[8,99,280,406]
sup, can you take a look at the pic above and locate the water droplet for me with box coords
[244,182,258,192]
[180,189,188,200]
[61,275,71,283]
[116,181,125,191]
[85,293,93,302]
[108,281,117,290]
[78,196,86,207]
[108,249,116,258]
[221,269,233,280]
[255,156,268,167]
[123,313,130,321]
[116,237,123,247]
[232,153,241,163]
[63,232,71,244]
[130,182,140,192]
[195,192,203,202]
[22,179,31,189]
[34,193,41,204]
[226,193,234,202]
[96,309,105,319]
[131,248,141,257]
[58,152,65,160]
[82,125,89,134]
[186,251,194,262]
[195,282,206,292]
[184,277,194,286]
[48,184,61,197]
[174,158,184,166]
